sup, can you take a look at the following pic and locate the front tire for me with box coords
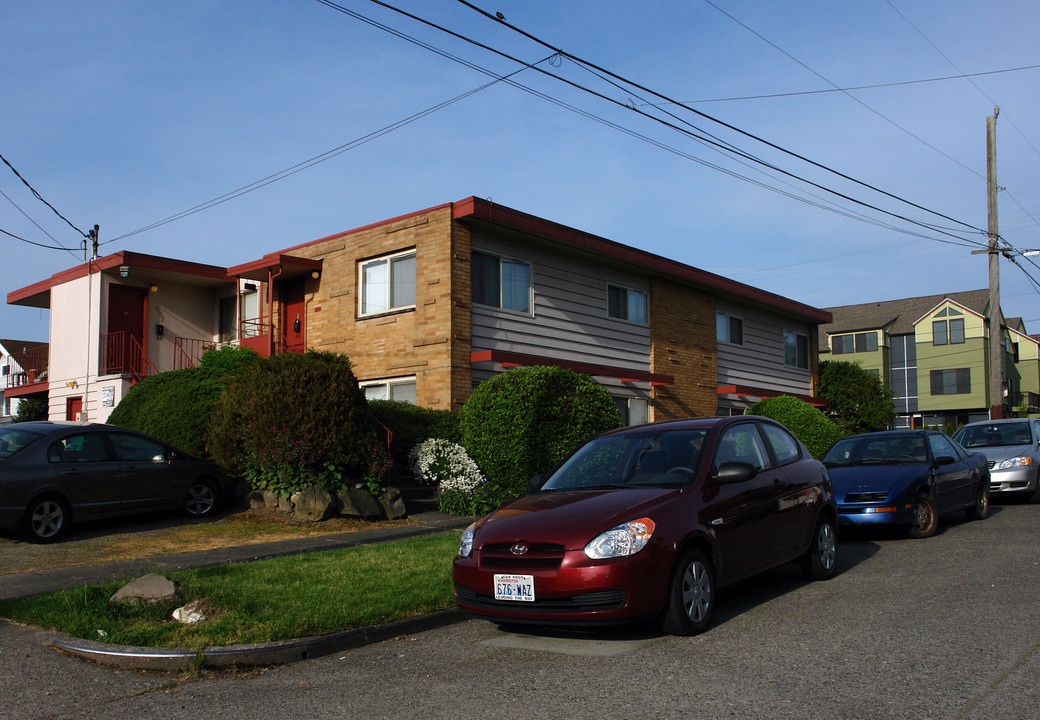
[966,483,989,520]
[662,548,715,636]
[185,478,219,517]
[22,494,70,544]
[801,514,838,580]
[909,493,938,538]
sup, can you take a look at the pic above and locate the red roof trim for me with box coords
[3,382,48,398]
[472,349,674,385]
[227,253,323,281]
[454,197,831,324]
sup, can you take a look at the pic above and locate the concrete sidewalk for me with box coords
[0,512,473,670]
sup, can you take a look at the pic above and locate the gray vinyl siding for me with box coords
[471,235,650,372]
[716,301,813,395]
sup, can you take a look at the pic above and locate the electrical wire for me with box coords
[0,152,88,239]
[446,0,990,241]
[0,225,73,251]
[0,187,79,257]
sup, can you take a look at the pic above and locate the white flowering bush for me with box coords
[409,438,505,515]
[409,438,484,490]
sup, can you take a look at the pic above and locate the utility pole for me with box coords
[987,108,1003,420]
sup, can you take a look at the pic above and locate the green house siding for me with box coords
[915,303,988,413]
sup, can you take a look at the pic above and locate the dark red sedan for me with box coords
[453,415,837,635]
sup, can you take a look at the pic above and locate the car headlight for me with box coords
[459,523,476,558]
[994,456,1032,471]
[584,518,656,559]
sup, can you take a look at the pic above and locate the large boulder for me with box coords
[337,485,384,519]
[290,485,335,522]
[110,574,181,605]
[379,487,408,520]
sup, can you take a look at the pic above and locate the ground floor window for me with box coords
[614,396,650,426]
[360,377,417,404]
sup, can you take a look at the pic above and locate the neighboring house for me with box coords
[0,338,48,421]
[819,290,1036,430]
[8,197,831,424]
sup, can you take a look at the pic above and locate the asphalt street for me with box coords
[1,501,1038,720]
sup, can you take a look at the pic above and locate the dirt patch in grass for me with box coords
[0,506,413,576]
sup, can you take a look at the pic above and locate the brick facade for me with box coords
[649,278,718,419]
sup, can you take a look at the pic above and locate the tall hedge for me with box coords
[750,395,844,459]
[207,351,379,490]
[107,367,228,457]
[460,366,621,499]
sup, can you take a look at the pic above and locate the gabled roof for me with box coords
[819,289,991,346]
[0,339,46,354]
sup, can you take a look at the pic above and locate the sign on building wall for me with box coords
[101,386,115,407]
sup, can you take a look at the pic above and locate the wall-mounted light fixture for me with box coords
[244,283,257,292]
[119,265,130,278]
[149,284,158,293]
[310,270,321,279]
[66,380,78,389]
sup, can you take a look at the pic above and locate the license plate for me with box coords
[494,574,535,602]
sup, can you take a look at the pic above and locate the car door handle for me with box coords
[62,468,81,476]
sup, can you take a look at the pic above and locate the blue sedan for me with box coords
[822,430,990,538]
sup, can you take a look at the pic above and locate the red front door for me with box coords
[66,396,82,421]
[281,280,306,354]
[106,285,147,373]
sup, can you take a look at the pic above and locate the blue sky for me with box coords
[3,0,1039,341]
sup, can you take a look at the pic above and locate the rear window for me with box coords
[0,428,44,459]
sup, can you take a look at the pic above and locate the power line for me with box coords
[439,0,988,243]
[651,63,1040,105]
[0,151,88,239]
[0,187,79,257]
[0,225,73,251]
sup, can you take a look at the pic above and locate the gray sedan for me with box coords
[953,419,1040,502]
[0,421,228,543]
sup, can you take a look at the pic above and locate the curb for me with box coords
[51,608,469,672]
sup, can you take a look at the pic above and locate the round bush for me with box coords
[107,367,228,457]
[198,344,261,373]
[460,366,621,501]
[749,395,845,459]
[208,351,380,496]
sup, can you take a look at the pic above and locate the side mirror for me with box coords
[933,455,956,467]
[713,461,758,484]
[529,474,545,492]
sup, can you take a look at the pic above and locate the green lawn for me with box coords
[0,532,462,648]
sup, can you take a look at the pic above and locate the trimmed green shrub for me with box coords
[198,344,261,373]
[368,400,461,467]
[460,366,621,502]
[750,395,844,459]
[208,351,380,497]
[13,397,47,423]
[107,368,228,457]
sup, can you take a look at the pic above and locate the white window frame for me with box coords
[360,377,417,404]
[607,284,648,325]
[359,249,417,317]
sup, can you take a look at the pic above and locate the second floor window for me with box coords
[785,331,809,369]
[832,332,878,354]
[360,250,416,316]
[930,368,970,395]
[608,285,647,324]
[717,313,743,345]
[472,250,531,313]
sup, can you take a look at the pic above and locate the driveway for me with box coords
[2,502,1038,719]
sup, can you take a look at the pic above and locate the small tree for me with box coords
[13,397,47,423]
[460,366,621,501]
[750,395,844,459]
[819,360,894,433]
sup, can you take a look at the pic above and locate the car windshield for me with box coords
[541,428,709,490]
[954,422,1033,448]
[823,435,928,467]
[0,427,44,459]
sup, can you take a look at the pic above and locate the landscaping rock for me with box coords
[291,484,334,522]
[277,496,293,513]
[342,485,384,519]
[262,491,281,509]
[379,486,408,520]
[246,491,266,509]
[110,574,181,605]
[172,598,210,625]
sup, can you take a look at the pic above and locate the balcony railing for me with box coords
[1008,392,1040,413]
[4,345,48,389]
[100,331,158,380]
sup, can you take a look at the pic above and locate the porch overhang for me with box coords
[228,253,323,282]
[471,350,673,386]
[717,384,827,408]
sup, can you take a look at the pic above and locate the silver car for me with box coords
[953,419,1040,502]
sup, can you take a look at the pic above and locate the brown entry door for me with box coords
[281,279,306,354]
[66,396,82,421]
